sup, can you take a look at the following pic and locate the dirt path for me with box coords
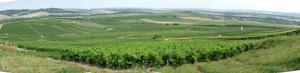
[26,24,44,38]
[105,28,114,31]
[186,27,192,30]
[18,37,25,40]
[164,37,194,40]
[0,24,3,29]
[53,25,70,32]
[140,19,193,24]
[118,34,135,38]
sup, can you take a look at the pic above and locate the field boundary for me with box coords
[0,24,3,29]
[140,19,193,24]
[53,25,71,32]
[26,24,44,38]
[69,28,88,33]
[186,27,192,30]
[118,34,135,38]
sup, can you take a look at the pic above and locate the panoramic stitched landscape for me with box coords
[1,0,300,73]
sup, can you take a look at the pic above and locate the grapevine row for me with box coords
[61,40,254,69]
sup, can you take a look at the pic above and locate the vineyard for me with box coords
[1,11,300,70]
[61,40,254,69]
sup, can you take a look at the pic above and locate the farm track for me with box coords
[26,24,44,38]
[140,19,193,24]
[0,24,3,29]
[118,34,135,38]
[53,25,71,32]
[18,37,25,40]
[186,27,192,30]
[166,37,194,40]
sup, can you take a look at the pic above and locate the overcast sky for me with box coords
[0,0,299,12]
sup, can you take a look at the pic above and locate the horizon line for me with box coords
[1,7,299,13]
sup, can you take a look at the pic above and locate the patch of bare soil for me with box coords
[92,9,117,14]
[18,12,50,18]
[0,24,3,29]
[0,14,10,20]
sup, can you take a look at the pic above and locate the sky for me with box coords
[0,0,299,12]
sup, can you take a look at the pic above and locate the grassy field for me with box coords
[157,36,300,73]
[1,11,300,73]
[2,35,300,73]
[0,49,150,73]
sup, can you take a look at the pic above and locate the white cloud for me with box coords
[0,0,17,3]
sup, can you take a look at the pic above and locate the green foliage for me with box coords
[52,67,89,73]
[61,40,254,69]
[218,29,300,40]
[152,35,162,39]
[1,11,299,70]
[173,23,179,25]
[197,36,300,73]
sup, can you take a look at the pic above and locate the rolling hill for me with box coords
[0,14,10,20]
[1,8,300,73]
[0,8,80,17]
